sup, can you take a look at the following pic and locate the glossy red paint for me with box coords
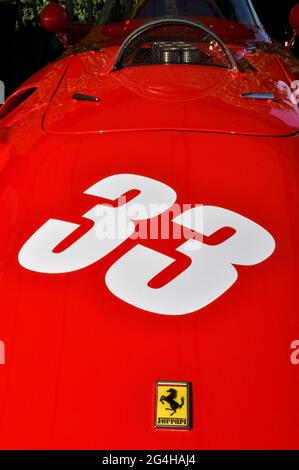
[100,17,269,45]
[0,12,299,451]
[40,2,69,33]
[40,2,269,47]
[290,3,299,31]
[42,52,298,136]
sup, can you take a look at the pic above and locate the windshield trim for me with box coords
[246,0,267,32]
[99,0,267,29]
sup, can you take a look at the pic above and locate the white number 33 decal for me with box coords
[18,174,275,315]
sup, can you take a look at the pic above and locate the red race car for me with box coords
[0,0,299,451]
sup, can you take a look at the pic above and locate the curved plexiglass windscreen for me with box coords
[98,0,260,26]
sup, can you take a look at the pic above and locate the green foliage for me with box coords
[18,0,64,26]
[17,0,137,27]
[18,0,105,27]
[72,0,105,22]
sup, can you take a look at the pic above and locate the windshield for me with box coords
[97,0,260,25]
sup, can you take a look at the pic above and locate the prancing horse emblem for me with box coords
[160,388,184,416]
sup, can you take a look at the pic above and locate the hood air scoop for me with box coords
[112,17,237,70]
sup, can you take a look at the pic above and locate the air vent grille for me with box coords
[114,19,235,70]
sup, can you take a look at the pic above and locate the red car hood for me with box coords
[43,51,299,137]
[0,124,299,448]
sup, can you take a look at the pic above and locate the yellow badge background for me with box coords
[155,382,190,429]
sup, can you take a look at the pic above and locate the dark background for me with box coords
[252,0,298,40]
[0,0,298,98]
